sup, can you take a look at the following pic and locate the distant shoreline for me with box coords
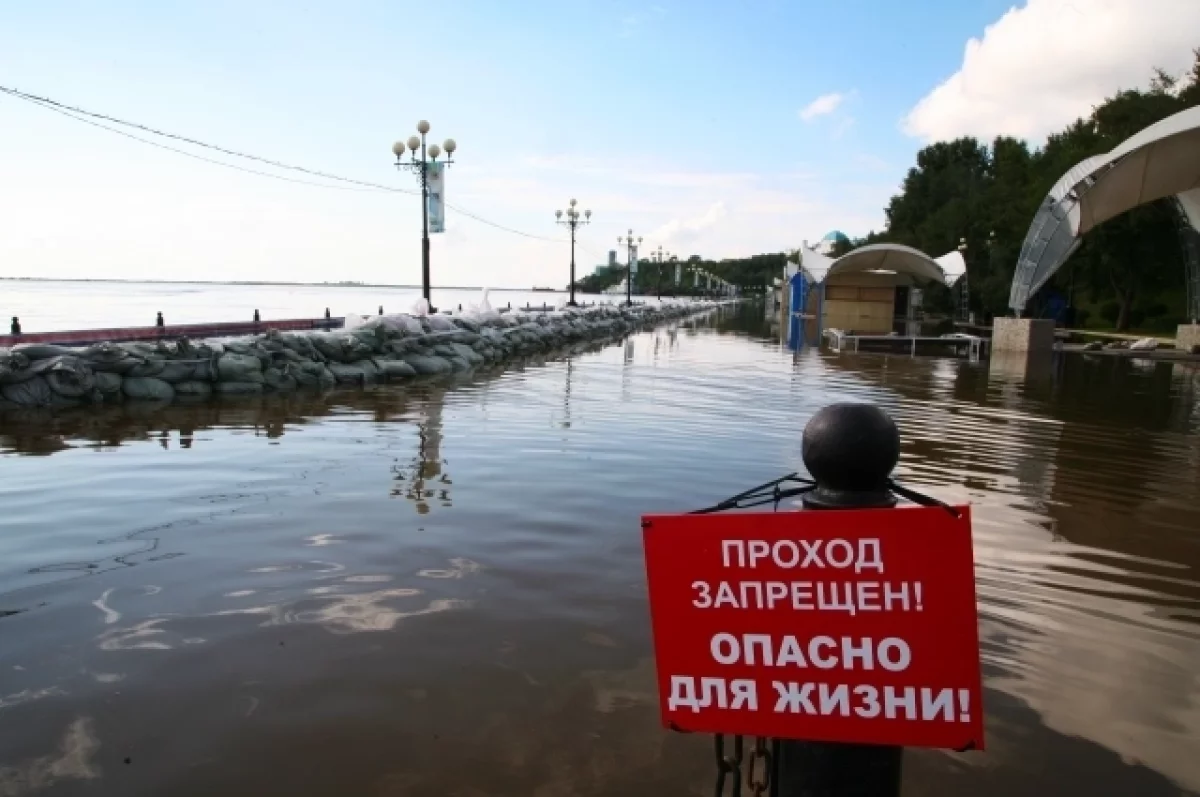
[0,277,564,293]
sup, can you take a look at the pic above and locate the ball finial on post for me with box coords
[801,403,899,509]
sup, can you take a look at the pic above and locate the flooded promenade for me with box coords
[2,302,1199,796]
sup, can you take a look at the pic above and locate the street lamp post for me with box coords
[392,120,457,313]
[617,230,642,307]
[650,245,668,300]
[555,198,592,307]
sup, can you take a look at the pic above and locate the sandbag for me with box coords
[338,335,377,362]
[81,342,138,373]
[1,375,54,407]
[453,317,482,335]
[221,339,257,356]
[0,351,36,385]
[125,357,166,378]
[155,361,196,383]
[348,324,387,351]
[292,362,335,389]
[385,338,420,356]
[376,316,416,338]
[217,352,264,383]
[94,372,123,394]
[394,314,424,336]
[425,314,458,332]
[263,366,298,392]
[190,359,217,382]
[402,354,452,375]
[119,342,160,358]
[39,357,96,398]
[266,347,306,364]
[152,339,185,358]
[276,332,319,359]
[174,381,213,397]
[377,359,417,379]
[327,362,369,384]
[356,358,381,382]
[123,377,175,401]
[11,343,77,360]
[449,343,484,366]
[214,381,263,395]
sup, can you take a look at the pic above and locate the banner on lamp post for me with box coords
[630,247,639,275]
[427,161,446,233]
[674,263,681,284]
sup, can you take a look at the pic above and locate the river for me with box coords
[1,292,1199,796]
[1,280,620,333]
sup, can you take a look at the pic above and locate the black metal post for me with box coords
[569,224,577,307]
[776,402,904,797]
[418,133,433,313]
[626,239,634,307]
[556,203,589,307]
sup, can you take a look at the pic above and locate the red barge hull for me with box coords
[0,317,344,349]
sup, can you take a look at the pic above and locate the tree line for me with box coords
[575,49,1199,331]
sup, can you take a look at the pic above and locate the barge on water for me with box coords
[0,316,344,349]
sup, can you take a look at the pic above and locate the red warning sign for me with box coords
[641,506,984,750]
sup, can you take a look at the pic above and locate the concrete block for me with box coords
[992,317,1056,353]
[1176,324,1200,352]
[988,351,1056,385]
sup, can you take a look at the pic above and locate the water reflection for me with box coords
[2,307,1200,795]
[391,388,451,514]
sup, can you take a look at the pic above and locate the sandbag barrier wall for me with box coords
[0,302,728,410]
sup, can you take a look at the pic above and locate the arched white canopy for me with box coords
[1010,106,1200,314]
[791,242,966,286]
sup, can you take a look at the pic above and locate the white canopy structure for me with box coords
[791,242,968,287]
[1009,106,1200,319]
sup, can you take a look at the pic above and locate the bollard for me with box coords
[776,402,902,797]
[156,311,164,328]
[10,316,20,336]
[253,309,260,323]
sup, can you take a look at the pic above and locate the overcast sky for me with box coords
[2,0,1198,288]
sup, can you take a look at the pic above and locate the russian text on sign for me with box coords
[668,676,759,712]
[767,683,966,722]
[708,633,912,671]
[722,538,884,573]
[692,580,922,613]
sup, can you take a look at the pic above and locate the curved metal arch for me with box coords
[1008,106,1200,314]
[1174,189,1200,322]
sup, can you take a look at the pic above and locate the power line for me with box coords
[1,85,407,193]
[443,202,563,241]
[1,84,569,242]
[14,95,394,193]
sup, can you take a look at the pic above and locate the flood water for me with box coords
[2,299,1199,797]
